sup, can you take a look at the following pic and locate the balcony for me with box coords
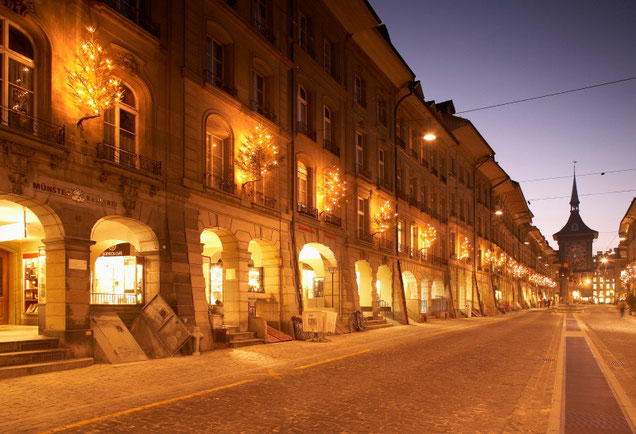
[323,212,342,227]
[377,237,394,252]
[250,101,277,124]
[356,164,372,180]
[204,172,237,195]
[252,19,275,43]
[204,71,237,97]
[296,122,316,141]
[322,139,340,157]
[408,196,419,208]
[248,190,277,209]
[97,142,162,177]
[297,202,318,218]
[396,137,406,149]
[96,0,160,38]
[357,231,374,244]
[0,104,65,145]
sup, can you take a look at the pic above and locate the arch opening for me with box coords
[355,260,373,309]
[376,265,392,310]
[298,243,338,309]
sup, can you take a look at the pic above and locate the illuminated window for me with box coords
[91,243,144,305]
[104,83,137,165]
[297,161,311,207]
[397,220,404,252]
[357,197,368,239]
[411,224,418,252]
[204,115,233,190]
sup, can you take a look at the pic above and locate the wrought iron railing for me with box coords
[252,19,275,43]
[322,139,340,157]
[97,0,160,37]
[323,212,342,226]
[377,237,394,251]
[357,231,374,243]
[356,164,372,179]
[296,121,316,141]
[410,148,419,160]
[297,202,318,218]
[250,100,277,123]
[248,190,277,209]
[97,142,162,176]
[90,292,141,305]
[204,70,237,97]
[205,172,237,194]
[0,104,65,144]
[396,137,406,149]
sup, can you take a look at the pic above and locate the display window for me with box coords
[22,252,39,314]
[203,257,223,305]
[302,267,324,299]
[247,259,264,293]
[91,243,144,305]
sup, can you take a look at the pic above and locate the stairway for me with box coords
[365,317,393,331]
[227,329,266,348]
[0,336,93,379]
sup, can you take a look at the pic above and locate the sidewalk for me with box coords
[0,311,528,433]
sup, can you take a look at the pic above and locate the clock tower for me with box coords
[553,170,598,301]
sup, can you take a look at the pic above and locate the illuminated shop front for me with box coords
[91,243,144,305]
[0,200,46,326]
[203,257,223,305]
[247,259,264,293]
[298,243,338,309]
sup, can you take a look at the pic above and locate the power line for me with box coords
[527,188,636,202]
[456,76,636,114]
[521,167,636,183]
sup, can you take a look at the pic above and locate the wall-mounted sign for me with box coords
[101,243,131,257]
[325,233,337,241]
[68,259,88,270]
[297,224,314,234]
[32,182,117,207]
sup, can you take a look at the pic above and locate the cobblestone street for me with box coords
[0,310,566,433]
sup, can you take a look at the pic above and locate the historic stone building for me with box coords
[0,0,558,362]
[618,198,636,295]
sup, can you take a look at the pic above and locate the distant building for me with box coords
[618,198,636,295]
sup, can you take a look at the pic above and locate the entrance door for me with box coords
[0,251,8,324]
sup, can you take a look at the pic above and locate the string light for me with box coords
[237,124,282,187]
[419,223,437,250]
[373,200,396,234]
[66,27,122,124]
[621,265,636,285]
[323,166,347,212]
[458,237,471,260]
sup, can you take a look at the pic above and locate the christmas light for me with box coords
[373,200,396,234]
[323,166,347,212]
[66,27,122,125]
[419,223,437,250]
[621,265,636,285]
[237,124,282,188]
[458,237,471,260]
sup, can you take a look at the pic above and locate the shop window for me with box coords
[0,19,35,130]
[302,265,323,299]
[247,259,264,293]
[22,248,44,314]
[91,243,144,305]
[203,257,223,305]
[103,83,138,167]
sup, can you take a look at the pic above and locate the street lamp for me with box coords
[423,133,437,141]
[327,266,338,310]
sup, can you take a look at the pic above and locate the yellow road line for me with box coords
[40,379,254,433]
[294,349,371,370]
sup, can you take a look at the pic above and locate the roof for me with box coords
[553,211,599,239]
[619,197,636,237]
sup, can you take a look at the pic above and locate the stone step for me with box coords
[0,358,94,380]
[228,338,266,348]
[0,337,59,354]
[366,323,394,331]
[0,349,68,367]
[365,319,388,326]
[229,331,256,341]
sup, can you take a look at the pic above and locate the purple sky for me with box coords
[369,0,636,253]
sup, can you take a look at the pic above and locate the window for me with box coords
[297,161,312,207]
[298,12,309,51]
[409,177,416,199]
[204,115,234,191]
[297,84,308,126]
[378,149,385,184]
[104,84,137,166]
[253,0,268,31]
[205,36,224,85]
[354,74,366,107]
[0,20,35,127]
[397,220,404,252]
[408,128,414,152]
[252,70,265,110]
[357,197,368,239]
[323,105,331,143]
[323,39,332,74]
[420,139,427,163]
[397,164,403,193]
[411,224,418,252]
[355,132,365,172]
[450,232,456,256]
[377,96,386,125]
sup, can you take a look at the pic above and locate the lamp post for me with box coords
[328,266,337,310]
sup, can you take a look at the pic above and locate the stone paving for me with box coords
[0,310,564,433]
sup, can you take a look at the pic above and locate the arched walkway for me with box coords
[376,265,392,309]
[402,271,418,300]
[355,260,373,309]
[90,216,159,306]
[298,243,338,309]
[248,239,280,323]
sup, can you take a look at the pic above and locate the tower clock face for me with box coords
[565,241,586,266]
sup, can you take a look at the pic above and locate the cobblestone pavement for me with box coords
[578,305,636,416]
[0,310,563,433]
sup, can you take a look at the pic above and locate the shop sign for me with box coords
[32,182,117,207]
[101,243,131,257]
[297,224,314,234]
[325,233,337,241]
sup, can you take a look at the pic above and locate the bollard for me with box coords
[192,326,203,356]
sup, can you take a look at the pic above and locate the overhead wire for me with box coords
[527,188,636,202]
[520,167,636,183]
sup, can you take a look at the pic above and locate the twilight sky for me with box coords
[369,0,636,253]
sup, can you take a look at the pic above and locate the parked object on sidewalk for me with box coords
[267,326,293,343]
[91,312,148,364]
[618,300,626,318]
[291,315,305,340]
[349,311,366,332]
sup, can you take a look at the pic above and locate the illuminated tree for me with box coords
[66,27,122,126]
[323,166,347,212]
[373,200,396,234]
[237,124,282,188]
[419,224,437,251]
[458,236,471,260]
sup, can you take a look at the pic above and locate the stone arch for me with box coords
[298,243,338,309]
[376,265,392,307]
[206,21,234,45]
[248,238,280,324]
[355,260,373,309]
[402,271,418,300]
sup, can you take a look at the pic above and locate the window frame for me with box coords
[323,105,331,143]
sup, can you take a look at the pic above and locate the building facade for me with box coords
[0,0,558,358]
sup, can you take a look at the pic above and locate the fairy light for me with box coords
[323,166,347,212]
[237,124,282,187]
[373,200,396,234]
[621,265,636,285]
[458,236,471,260]
[419,223,437,250]
[66,27,122,123]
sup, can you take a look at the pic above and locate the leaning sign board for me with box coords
[138,294,191,355]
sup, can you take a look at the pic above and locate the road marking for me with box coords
[294,349,371,370]
[250,368,284,379]
[547,314,565,434]
[39,379,254,433]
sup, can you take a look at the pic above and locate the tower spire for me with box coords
[570,163,580,212]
